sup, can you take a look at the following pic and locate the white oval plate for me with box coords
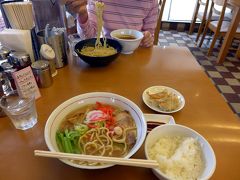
[142,86,185,113]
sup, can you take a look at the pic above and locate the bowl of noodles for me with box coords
[74,38,122,66]
[44,92,147,169]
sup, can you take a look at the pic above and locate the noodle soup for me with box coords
[56,102,137,166]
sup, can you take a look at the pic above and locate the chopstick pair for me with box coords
[34,150,159,169]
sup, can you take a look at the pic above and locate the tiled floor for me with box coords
[158,30,240,118]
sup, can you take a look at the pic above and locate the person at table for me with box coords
[65,0,158,47]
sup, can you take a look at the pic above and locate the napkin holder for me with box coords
[0,28,40,62]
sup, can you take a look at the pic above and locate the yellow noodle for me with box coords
[80,46,116,57]
[95,1,105,48]
[80,1,117,57]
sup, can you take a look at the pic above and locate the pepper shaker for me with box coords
[31,60,53,88]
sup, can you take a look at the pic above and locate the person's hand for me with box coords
[140,31,154,48]
[65,0,88,19]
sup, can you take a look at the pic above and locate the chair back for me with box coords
[209,0,228,28]
[153,0,166,45]
[199,0,208,6]
[213,0,225,6]
[189,0,210,35]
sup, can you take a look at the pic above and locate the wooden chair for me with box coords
[189,0,210,43]
[237,44,240,59]
[153,0,166,45]
[189,0,231,43]
[198,0,240,56]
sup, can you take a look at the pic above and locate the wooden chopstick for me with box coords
[34,150,159,169]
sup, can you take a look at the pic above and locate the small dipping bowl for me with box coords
[110,29,144,54]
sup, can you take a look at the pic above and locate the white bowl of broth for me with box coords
[110,29,144,54]
[44,92,147,169]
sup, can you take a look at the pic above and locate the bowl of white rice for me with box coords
[144,124,216,180]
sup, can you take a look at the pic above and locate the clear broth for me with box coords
[115,34,136,40]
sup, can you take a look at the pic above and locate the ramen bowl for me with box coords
[145,124,216,180]
[44,92,147,169]
[74,38,122,66]
[110,29,144,54]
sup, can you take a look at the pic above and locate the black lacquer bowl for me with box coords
[74,38,122,66]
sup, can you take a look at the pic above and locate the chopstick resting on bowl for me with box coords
[34,150,159,168]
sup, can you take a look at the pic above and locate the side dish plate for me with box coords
[142,86,185,114]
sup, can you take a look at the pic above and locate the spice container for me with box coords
[0,72,13,95]
[0,46,10,65]
[0,72,13,117]
[1,62,17,90]
[8,51,32,70]
[37,25,67,69]
[31,60,53,88]
[40,44,57,77]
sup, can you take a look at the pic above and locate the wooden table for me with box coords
[217,0,240,63]
[1,46,240,180]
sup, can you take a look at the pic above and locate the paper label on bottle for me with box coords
[12,66,41,99]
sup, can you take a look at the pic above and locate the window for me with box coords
[162,0,197,22]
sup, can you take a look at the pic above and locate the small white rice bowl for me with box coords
[144,124,216,180]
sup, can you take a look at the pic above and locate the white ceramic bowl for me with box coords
[145,124,216,180]
[44,92,147,169]
[110,29,144,54]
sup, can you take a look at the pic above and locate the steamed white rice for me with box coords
[148,136,204,180]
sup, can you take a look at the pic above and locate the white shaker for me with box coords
[40,44,57,77]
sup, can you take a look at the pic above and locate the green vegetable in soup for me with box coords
[56,125,89,154]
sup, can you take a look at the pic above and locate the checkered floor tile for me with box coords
[158,30,240,118]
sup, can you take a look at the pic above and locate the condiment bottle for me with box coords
[1,62,17,90]
[31,60,53,88]
[0,46,10,65]
[0,72,13,95]
[0,75,5,117]
[40,44,57,77]
[8,51,32,70]
[0,72,13,117]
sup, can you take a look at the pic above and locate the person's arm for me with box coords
[141,0,159,47]
[142,0,159,36]
[66,0,97,38]
[77,1,98,38]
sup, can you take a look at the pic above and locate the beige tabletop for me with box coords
[0,46,240,180]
